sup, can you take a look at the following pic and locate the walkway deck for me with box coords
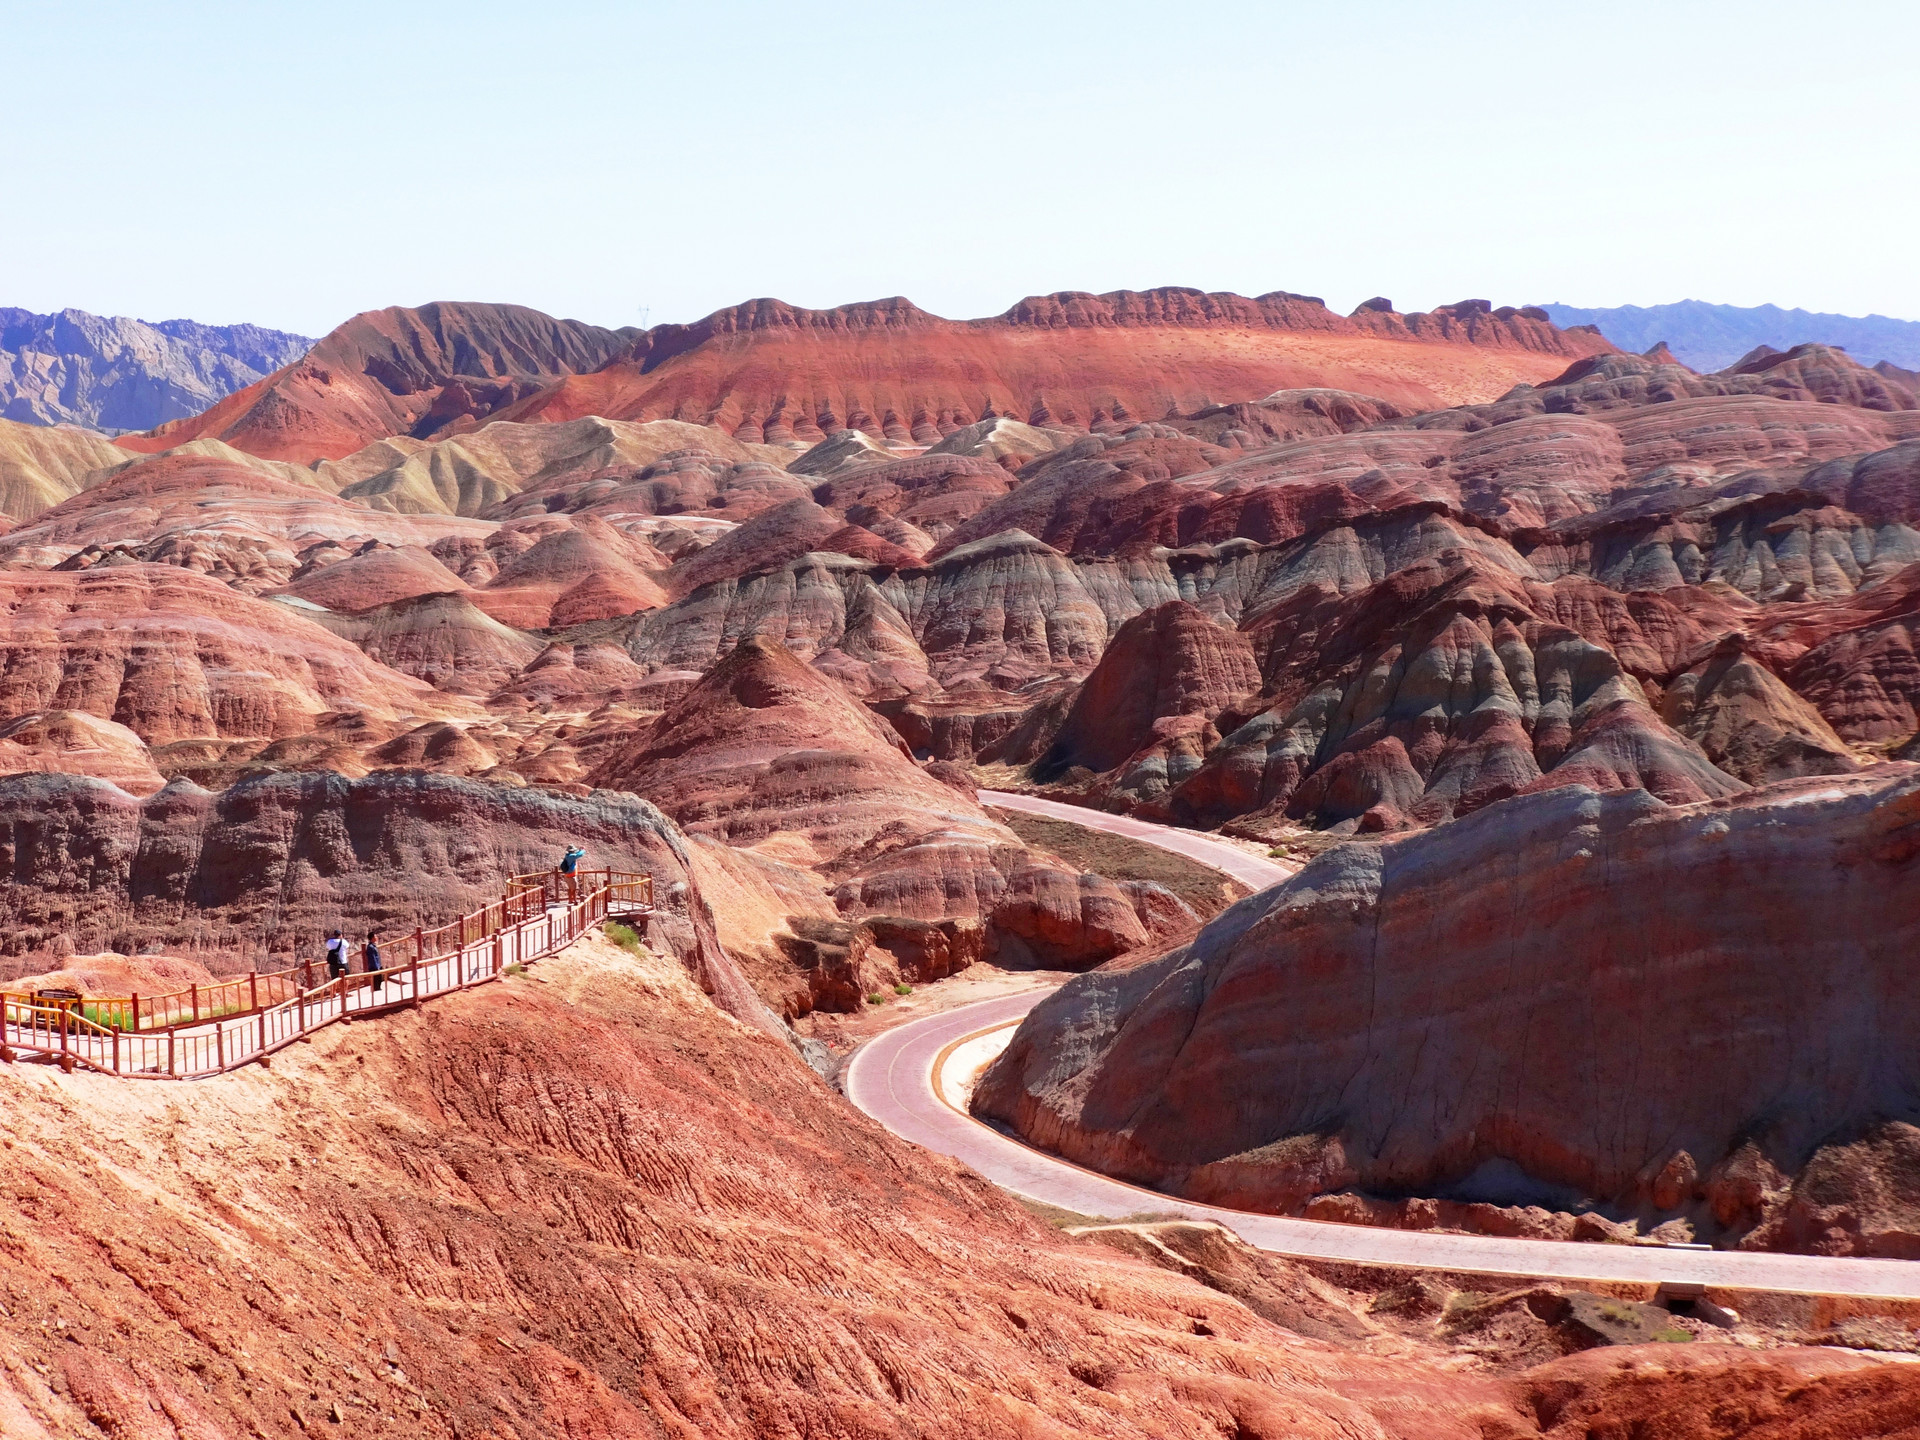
[0,870,651,1080]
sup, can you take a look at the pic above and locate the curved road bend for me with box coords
[851,797,1920,1301]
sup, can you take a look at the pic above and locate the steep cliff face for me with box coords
[0,306,311,431]
[975,770,1920,1253]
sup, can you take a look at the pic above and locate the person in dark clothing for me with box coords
[324,929,349,981]
[363,932,384,993]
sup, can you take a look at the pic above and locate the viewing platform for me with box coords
[0,869,652,1081]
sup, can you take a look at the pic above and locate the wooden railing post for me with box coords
[17,872,645,1081]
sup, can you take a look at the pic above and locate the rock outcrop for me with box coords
[498,289,1615,451]
[127,291,1615,466]
[0,766,763,1022]
[0,563,479,745]
[589,638,1192,1011]
[121,302,641,462]
[976,770,1920,1252]
[0,306,311,432]
[1167,556,1745,831]
[0,416,136,519]
[1027,599,1261,809]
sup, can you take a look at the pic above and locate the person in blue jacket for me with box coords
[560,845,586,902]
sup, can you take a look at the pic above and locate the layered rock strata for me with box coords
[976,770,1920,1253]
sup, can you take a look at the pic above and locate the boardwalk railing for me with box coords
[0,870,652,1081]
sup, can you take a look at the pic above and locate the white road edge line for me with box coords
[846,794,1920,1300]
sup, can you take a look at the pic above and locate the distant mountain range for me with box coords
[1540,300,1920,373]
[0,308,313,433]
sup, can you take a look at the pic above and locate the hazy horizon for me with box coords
[7,0,1916,336]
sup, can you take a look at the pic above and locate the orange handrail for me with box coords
[0,869,652,1078]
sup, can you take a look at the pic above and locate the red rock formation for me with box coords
[501,289,1613,453]
[478,448,809,526]
[2,917,1610,1439]
[3,911,1915,1434]
[0,710,164,795]
[1027,600,1262,810]
[1657,635,1860,782]
[619,529,1113,700]
[589,638,1187,1002]
[467,516,670,627]
[0,563,479,744]
[272,542,471,611]
[0,452,490,582]
[120,302,638,462]
[307,591,543,696]
[1760,563,1920,743]
[1168,556,1743,830]
[976,769,1920,1252]
[657,496,846,597]
[0,766,758,1018]
[128,292,1611,467]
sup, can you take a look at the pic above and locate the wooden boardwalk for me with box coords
[0,869,651,1081]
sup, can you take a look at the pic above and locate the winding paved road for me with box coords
[980,790,1295,890]
[850,794,1920,1300]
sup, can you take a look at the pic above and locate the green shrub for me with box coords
[866,992,886,1006]
[604,921,644,955]
[504,962,526,977]
[893,983,912,996]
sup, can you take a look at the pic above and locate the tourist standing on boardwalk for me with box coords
[363,933,383,993]
[325,930,349,981]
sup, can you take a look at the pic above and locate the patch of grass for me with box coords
[1652,1327,1694,1344]
[893,983,913,996]
[604,921,644,955]
[504,962,526,977]
[987,807,1246,917]
[1012,1196,1108,1229]
[1442,1290,1488,1322]
[866,992,886,1006]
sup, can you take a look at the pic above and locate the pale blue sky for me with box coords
[5,0,1915,336]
